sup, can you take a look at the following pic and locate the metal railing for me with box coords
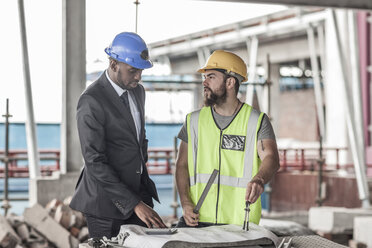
[0,147,371,178]
[0,149,60,178]
[279,147,342,171]
[0,148,174,177]
[278,147,372,172]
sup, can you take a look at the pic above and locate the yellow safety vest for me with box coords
[187,103,264,225]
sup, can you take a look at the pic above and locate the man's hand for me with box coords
[182,202,199,226]
[245,177,265,203]
[134,201,166,228]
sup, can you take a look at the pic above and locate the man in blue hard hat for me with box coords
[70,32,166,239]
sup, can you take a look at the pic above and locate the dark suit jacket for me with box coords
[70,72,159,220]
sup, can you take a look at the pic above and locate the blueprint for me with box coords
[118,223,279,248]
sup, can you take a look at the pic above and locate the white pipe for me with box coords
[246,36,258,105]
[317,25,326,77]
[17,0,40,179]
[331,10,370,207]
[348,10,365,162]
[197,48,206,68]
[196,48,209,109]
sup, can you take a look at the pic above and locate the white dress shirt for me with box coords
[105,70,141,142]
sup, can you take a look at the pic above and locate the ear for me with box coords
[226,77,236,90]
[109,60,118,72]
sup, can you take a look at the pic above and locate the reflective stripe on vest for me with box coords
[186,104,264,225]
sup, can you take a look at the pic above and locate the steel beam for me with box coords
[149,10,326,58]
[61,0,86,173]
[198,0,372,10]
[17,0,40,179]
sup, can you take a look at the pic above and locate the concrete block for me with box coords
[308,207,372,233]
[0,214,21,246]
[353,217,372,247]
[24,203,78,248]
[29,239,49,248]
[29,228,44,240]
[16,223,30,241]
[29,172,80,207]
[6,213,24,227]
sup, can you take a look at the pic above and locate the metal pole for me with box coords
[171,136,180,220]
[1,99,12,216]
[264,54,272,117]
[317,136,324,206]
[307,26,325,139]
[134,0,140,33]
[17,0,40,178]
[331,10,370,207]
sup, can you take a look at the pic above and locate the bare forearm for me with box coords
[255,139,280,184]
[175,141,194,208]
[176,156,199,225]
[176,165,193,207]
[253,154,280,184]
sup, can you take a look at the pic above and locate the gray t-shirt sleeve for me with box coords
[257,114,276,141]
[177,117,188,143]
[177,112,276,143]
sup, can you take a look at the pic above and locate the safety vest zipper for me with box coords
[215,129,223,224]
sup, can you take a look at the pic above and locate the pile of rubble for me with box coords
[0,197,88,248]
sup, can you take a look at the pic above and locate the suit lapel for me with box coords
[98,74,139,143]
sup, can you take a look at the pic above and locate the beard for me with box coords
[117,69,139,90]
[203,81,227,107]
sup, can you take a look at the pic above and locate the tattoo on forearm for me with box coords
[261,140,265,151]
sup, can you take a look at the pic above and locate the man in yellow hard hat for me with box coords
[175,50,280,227]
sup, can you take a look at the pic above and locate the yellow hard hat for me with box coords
[198,50,248,83]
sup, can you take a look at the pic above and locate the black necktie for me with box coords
[120,91,131,113]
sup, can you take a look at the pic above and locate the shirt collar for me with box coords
[105,70,126,96]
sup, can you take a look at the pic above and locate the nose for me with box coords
[134,70,142,81]
[202,78,208,87]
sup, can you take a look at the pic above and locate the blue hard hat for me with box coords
[104,32,153,69]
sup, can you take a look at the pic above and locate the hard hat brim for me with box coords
[197,66,248,83]
[105,48,153,69]
[197,65,221,74]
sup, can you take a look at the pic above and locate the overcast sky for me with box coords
[0,0,287,123]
